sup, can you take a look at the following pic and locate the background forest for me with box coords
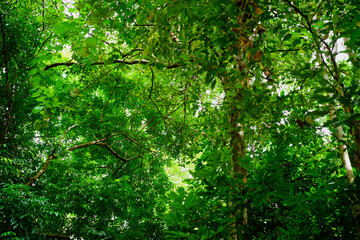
[1,0,360,239]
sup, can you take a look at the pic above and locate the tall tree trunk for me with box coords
[223,1,262,238]
[331,109,360,236]
[330,110,354,184]
[330,39,360,235]
[228,104,247,240]
[342,38,360,169]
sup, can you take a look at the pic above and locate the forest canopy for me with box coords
[1,0,360,239]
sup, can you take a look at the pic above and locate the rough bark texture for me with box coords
[330,109,354,184]
[329,38,360,236]
[330,109,360,237]
[224,1,260,238]
[334,124,354,184]
[228,106,247,240]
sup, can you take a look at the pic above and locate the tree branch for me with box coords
[147,66,168,133]
[43,59,180,71]
[99,142,127,163]
[283,0,337,80]
[270,49,300,53]
[45,233,70,239]
[111,155,142,177]
[26,134,131,186]
[283,0,309,23]
[25,153,57,186]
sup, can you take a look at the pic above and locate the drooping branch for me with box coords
[67,136,128,163]
[25,135,131,186]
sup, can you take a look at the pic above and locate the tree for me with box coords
[1,0,359,239]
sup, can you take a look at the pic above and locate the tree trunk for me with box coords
[330,109,354,185]
[223,1,262,238]
[228,105,247,240]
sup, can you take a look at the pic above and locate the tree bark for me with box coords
[223,1,261,238]
[330,109,354,184]
[227,104,247,240]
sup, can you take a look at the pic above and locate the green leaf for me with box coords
[29,69,38,76]
[349,27,360,46]
[36,96,46,102]
[32,105,44,114]
[53,22,69,34]
[31,90,41,97]
[283,34,292,41]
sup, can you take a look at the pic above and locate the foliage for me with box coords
[1,0,360,239]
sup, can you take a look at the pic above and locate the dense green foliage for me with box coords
[1,0,360,239]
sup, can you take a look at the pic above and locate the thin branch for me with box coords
[310,0,326,23]
[148,65,154,98]
[270,49,300,53]
[59,124,78,142]
[134,116,157,138]
[94,142,126,162]
[283,0,309,23]
[183,82,189,131]
[111,155,142,177]
[147,66,168,133]
[122,48,144,58]
[134,23,154,27]
[318,37,340,81]
[69,64,119,107]
[283,0,337,80]
[119,132,154,152]
[37,33,53,54]
[43,61,75,70]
